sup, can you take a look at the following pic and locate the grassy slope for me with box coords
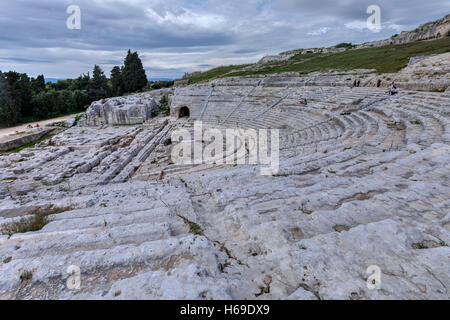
[188,64,252,84]
[189,37,450,84]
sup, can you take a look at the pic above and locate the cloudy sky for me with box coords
[0,0,448,79]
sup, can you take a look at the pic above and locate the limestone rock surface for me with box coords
[0,51,449,300]
[86,93,158,126]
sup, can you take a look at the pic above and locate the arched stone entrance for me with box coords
[179,106,190,118]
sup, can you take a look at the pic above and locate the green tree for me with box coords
[31,75,45,94]
[0,71,21,125]
[74,73,91,91]
[121,50,147,93]
[18,73,33,117]
[53,79,70,91]
[1,71,32,121]
[89,65,109,101]
[31,90,51,119]
[110,66,124,96]
[72,89,90,108]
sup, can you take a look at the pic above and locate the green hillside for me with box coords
[189,37,450,84]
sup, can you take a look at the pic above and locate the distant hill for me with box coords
[189,14,450,84]
[45,78,66,83]
[148,78,175,82]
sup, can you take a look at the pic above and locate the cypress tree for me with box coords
[122,50,147,93]
[110,66,123,96]
[90,65,109,101]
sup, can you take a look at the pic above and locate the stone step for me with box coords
[1,219,186,261]
[0,234,218,299]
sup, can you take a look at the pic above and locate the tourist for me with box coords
[388,82,398,95]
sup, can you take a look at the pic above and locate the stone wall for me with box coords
[0,128,54,152]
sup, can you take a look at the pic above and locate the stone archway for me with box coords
[179,106,190,118]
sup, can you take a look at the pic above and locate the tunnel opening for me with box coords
[179,106,190,118]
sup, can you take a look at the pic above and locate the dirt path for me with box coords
[0,114,78,141]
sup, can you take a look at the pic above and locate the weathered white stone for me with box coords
[86,93,158,126]
[0,51,449,300]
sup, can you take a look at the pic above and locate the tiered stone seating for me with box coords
[1,68,449,300]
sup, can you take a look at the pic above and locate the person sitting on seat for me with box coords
[388,82,398,95]
[35,123,40,128]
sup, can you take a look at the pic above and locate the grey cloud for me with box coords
[0,57,52,64]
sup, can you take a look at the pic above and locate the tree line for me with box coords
[0,50,151,126]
